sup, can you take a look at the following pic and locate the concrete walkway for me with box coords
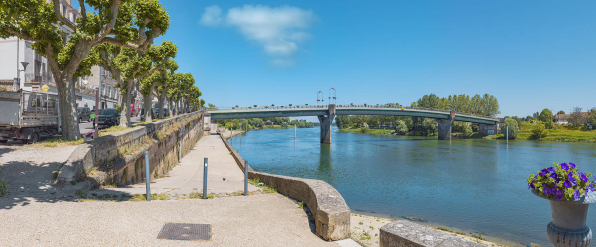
[0,131,355,246]
[101,134,260,196]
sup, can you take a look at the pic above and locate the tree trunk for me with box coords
[56,76,80,140]
[119,81,133,127]
[167,97,173,116]
[158,87,166,119]
[143,91,153,123]
[176,100,180,115]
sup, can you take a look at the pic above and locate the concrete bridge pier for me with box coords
[318,104,336,144]
[436,111,455,140]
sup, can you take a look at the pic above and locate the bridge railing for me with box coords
[209,104,498,121]
[208,105,329,111]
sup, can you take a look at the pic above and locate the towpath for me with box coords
[101,134,260,196]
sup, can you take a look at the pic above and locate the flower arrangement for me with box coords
[527,162,596,200]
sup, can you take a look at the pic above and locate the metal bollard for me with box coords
[203,157,208,199]
[244,160,248,196]
[145,151,151,201]
[506,126,509,145]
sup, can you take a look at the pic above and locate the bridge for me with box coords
[207,104,499,143]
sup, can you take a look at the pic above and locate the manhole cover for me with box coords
[157,223,211,241]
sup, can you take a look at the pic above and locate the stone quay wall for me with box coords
[380,220,484,247]
[220,133,351,241]
[57,111,205,187]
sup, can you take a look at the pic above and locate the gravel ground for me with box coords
[0,194,338,246]
[0,144,79,208]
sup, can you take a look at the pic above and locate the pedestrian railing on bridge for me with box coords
[207,104,498,121]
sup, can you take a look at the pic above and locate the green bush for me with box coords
[501,118,520,139]
[395,120,408,135]
[530,123,549,140]
[545,119,554,130]
[361,127,370,133]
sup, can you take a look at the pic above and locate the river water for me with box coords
[229,128,596,246]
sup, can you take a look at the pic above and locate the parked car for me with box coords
[97,108,121,127]
[77,107,91,123]
[140,108,170,121]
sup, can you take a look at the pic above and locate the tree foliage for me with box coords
[0,0,170,140]
[539,109,553,123]
[395,120,408,135]
[530,123,548,140]
[501,118,520,139]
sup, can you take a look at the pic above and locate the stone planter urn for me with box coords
[533,189,594,246]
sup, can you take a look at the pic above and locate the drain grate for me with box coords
[157,223,212,241]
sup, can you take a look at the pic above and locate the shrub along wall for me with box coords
[57,111,205,187]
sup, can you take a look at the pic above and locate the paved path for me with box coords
[0,194,338,246]
[0,128,354,246]
[101,134,260,196]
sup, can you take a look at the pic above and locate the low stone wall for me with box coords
[380,220,484,247]
[57,111,205,187]
[220,134,350,241]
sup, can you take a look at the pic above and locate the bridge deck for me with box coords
[208,105,498,125]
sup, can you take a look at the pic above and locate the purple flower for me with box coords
[555,190,564,199]
[550,172,558,179]
[530,182,535,189]
[569,173,577,186]
[564,180,572,188]
[569,163,576,168]
[561,163,569,171]
[574,189,581,200]
[588,184,595,193]
[544,187,552,196]
[539,169,548,176]
[580,172,589,183]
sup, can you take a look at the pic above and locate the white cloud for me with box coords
[199,5,224,26]
[200,4,315,64]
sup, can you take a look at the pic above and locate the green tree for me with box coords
[501,118,520,139]
[281,122,289,128]
[422,118,438,136]
[558,110,565,115]
[252,119,264,128]
[530,123,548,140]
[544,119,554,130]
[98,41,176,126]
[588,108,596,129]
[539,109,554,123]
[569,107,584,127]
[511,116,522,130]
[335,115,351,129]
[0,0,170,140]
[395,120,408,135]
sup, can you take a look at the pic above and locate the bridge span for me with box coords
[208,104,499,143]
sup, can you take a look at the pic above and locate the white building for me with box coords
[0,0,140,110]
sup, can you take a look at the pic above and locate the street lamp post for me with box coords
[18,62,29,90]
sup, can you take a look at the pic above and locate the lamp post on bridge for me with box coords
[329,88,336,105]
[317,91,324,107]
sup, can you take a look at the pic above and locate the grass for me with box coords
[486,123,596,143]
[99,125,129,135]
[52,162,66,180]
[471,233,486,240]
[403,216,428,222]
[128,193,171,201]
[33,137,84,147]
[339,127,392,135]
[248,177,278,193]
[437,227,453,232]
[76,190,86,197]
[0,175,8,197]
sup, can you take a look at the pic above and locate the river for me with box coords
[229,127,596,246]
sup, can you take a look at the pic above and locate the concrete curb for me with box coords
[220,133,351,241]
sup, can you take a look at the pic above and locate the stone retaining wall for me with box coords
[57,111,205,187]
[220,133,350,241]
[380,220,484,247]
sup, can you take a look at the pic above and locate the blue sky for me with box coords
[76,1,596,118]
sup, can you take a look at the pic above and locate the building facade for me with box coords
[0,0,142,111]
